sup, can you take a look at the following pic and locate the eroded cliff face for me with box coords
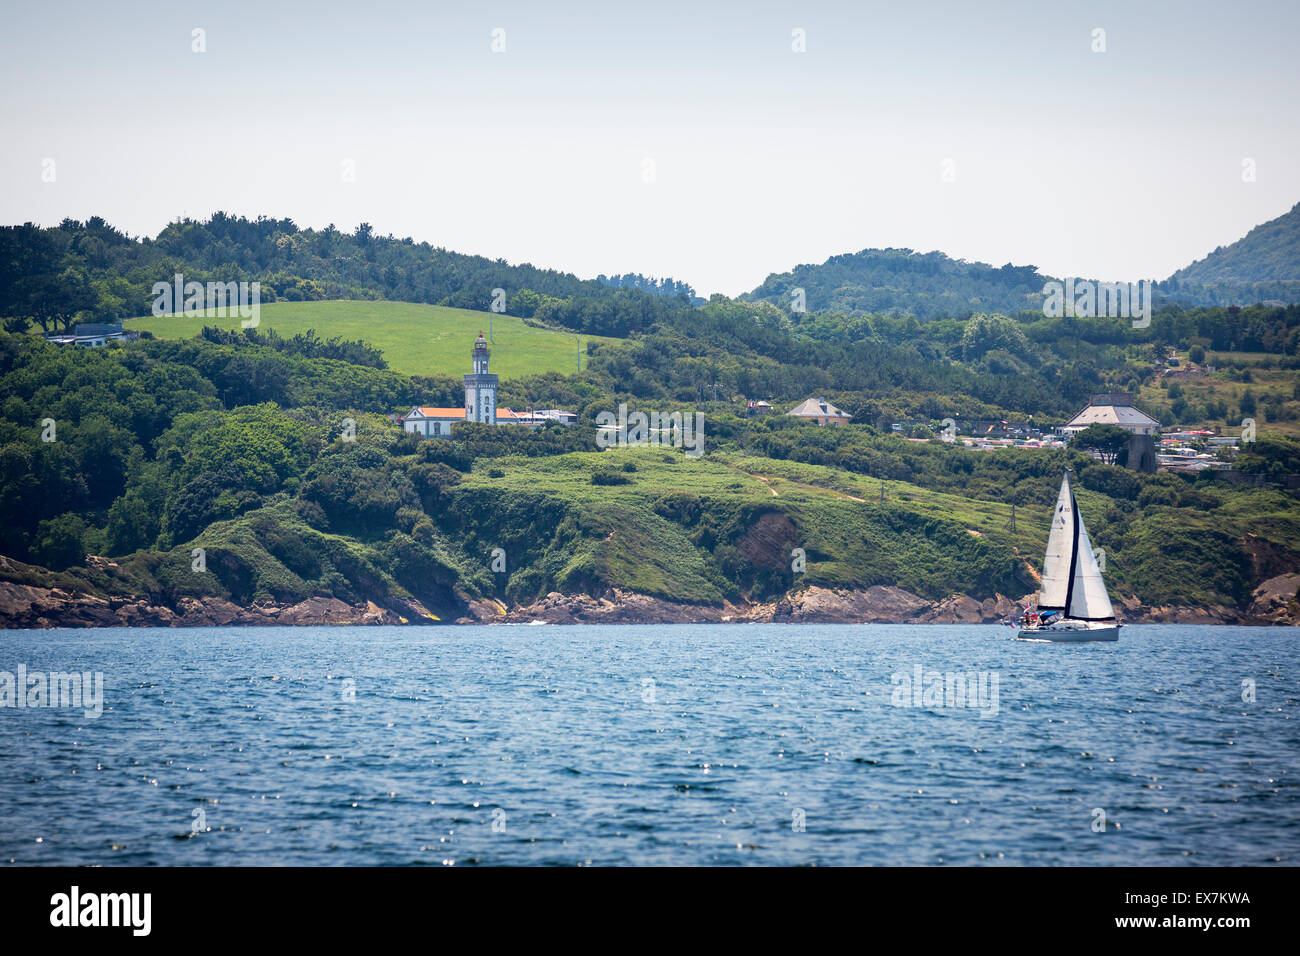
[0,581,441,628]
[1242,572,1300,624]
[460,583,1290,626]
[3,565,1297,629]
[453,585,1023,626]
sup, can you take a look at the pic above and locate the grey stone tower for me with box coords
[464,332,498,424]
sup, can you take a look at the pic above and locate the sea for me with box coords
[0,623,1295,866]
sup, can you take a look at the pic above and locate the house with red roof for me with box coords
[400,334,574,436]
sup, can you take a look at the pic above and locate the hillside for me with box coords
[0,214,695,338]
[1,329,1298,629]
[744,248,1049,319]
[125,300,614,379]
[1169,202,1300,287]
[747,203,1300,319]
[4,210,1300,628]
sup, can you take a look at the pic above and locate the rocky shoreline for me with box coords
[468,579,1299,626]
[3,575,1297,629]
[0,581,433,629]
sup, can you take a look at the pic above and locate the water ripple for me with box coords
[0,623,1295,866]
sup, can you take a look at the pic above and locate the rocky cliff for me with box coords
[2,562,1297,629]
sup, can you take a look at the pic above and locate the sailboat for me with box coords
[1016,470,1121,642]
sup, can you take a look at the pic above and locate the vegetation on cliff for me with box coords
[1,325,1297,620]
[2,211,1299,622]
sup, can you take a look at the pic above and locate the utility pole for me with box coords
[880,480,885,503]
[1009,503,1017,533]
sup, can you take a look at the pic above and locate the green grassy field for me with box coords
[124,300,616,379]
[452,444,1299,605]
[453,446,1051,601]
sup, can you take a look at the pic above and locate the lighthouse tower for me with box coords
[464,332,498,424]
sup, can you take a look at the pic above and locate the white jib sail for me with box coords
[1038,473,1074,610]
[1069,506,1115,619]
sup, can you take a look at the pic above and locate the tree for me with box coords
[106,494,159,555]
[52,267,99,331]
[1237,434,1300,475]
[0,224,62,331]
[32,514,88,570]
[1071,424,1131,465]
[959,313,1031,361]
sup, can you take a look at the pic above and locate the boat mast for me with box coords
[1061,470,1080,618]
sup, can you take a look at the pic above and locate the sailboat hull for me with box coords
[1017,620,1120,643]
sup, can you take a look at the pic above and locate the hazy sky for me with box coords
[2,0,1297,296]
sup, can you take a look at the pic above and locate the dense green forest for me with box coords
[1169,202,1300,288]
[1,326,1298,620]
[745,249,1048,319]
[746,202,1300,318]
[744,245,1300,319]
[6,211,1300,339]
[0,214,692,333]
[8,216,1300,431]
[2,211,1299,621]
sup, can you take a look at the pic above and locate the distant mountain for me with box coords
[1169,202,1300,285]
[746,203,1300,320]
[0,213,633,329]
[1162,202,1300,305]
[744,248,1049,320]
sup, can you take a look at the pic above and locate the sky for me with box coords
[1,0,1298,297]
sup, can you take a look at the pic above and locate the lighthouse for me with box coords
[464,332,498,424]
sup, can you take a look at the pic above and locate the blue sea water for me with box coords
[0,623,1296,866]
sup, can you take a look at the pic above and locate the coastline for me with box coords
[4,576,1297,629]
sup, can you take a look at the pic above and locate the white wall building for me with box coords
[464,332,498,424]
[401,406,465,437]
[400,334,575,437]
[1060,393,1160,436]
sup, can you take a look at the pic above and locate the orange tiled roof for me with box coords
[410,407,465,419]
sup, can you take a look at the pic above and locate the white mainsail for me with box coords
[1069,506,1115,619]
[1037,474,1075,610]
[1037,471,1115,620]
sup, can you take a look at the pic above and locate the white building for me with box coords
[401,334,575,437]
[1060,393,1160,436]
[531,409,579,425]
[402,406,465,437]
[464,332,498,424]
[45,323,139,347]
[788,396,852,426]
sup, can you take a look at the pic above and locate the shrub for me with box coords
[32,514,89,570]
